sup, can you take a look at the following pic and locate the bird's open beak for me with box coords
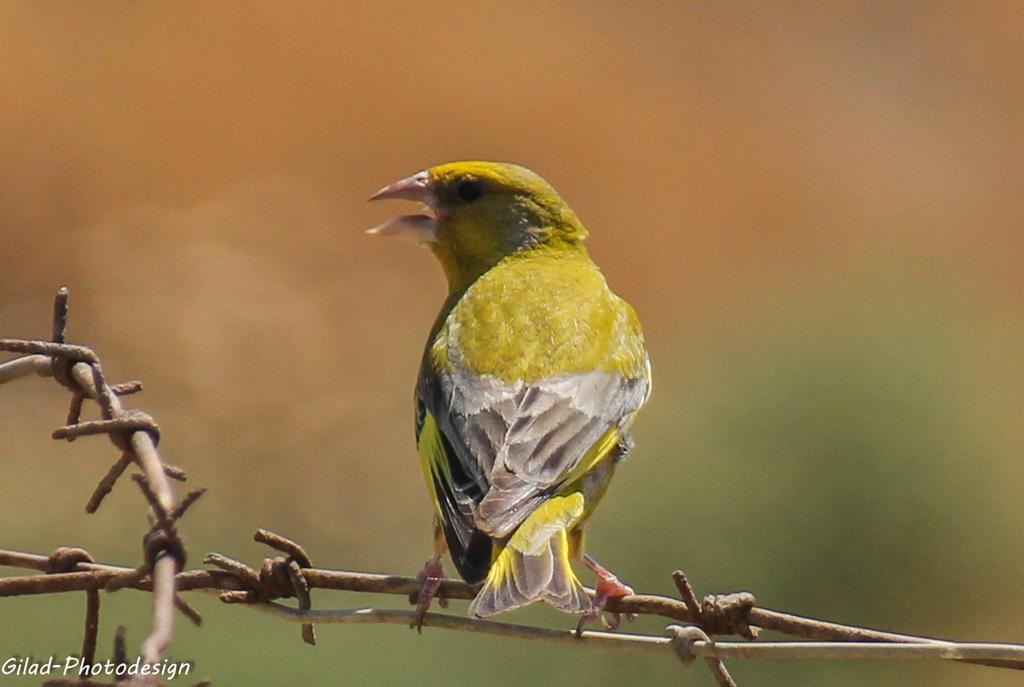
[367,170,438,243]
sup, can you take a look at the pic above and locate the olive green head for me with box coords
[369,161,588,290]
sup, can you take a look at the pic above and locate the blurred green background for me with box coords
[1,2,1022,685]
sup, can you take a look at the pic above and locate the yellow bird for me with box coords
[369,161,651,622]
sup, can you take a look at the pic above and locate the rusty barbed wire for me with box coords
[3,289,1024,687]
[0,288,204,687]
[4,533,1024,681]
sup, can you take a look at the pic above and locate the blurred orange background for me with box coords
[1,3,1022,686]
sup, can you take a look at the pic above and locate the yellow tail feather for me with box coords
[468,493,592,617]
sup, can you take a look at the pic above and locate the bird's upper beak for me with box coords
[368,170,431,203]
[367,170,438,243]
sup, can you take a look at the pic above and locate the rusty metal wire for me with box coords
[4,535,1024,679]
[4,288,1024,687]
[0,288,203,686]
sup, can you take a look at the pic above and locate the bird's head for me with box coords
[369,161,587,291]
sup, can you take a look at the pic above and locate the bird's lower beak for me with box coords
[367,170,437,243]
[366,213,437,243]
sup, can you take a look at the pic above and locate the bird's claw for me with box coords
[574,605,635,636]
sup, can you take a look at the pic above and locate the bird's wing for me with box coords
[418,361,650,558]
[416,370,496,582]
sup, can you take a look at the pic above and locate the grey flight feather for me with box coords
[418,367,649,542]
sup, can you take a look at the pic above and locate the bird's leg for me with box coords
[411,522,449,632]
[583,552,634,607]
[569,530,635,634]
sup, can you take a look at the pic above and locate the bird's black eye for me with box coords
[456,179,484,203]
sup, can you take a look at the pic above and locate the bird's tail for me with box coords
[468,493,592,618]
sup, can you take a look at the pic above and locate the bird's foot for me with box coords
[574,558,635,636]
[593,570,635,603]
[410,556,448,633]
